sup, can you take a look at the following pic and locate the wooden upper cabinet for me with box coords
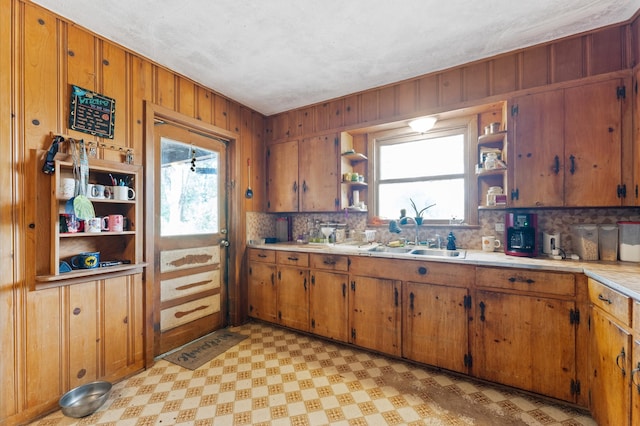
[266,133,340,212]
[266,140,299,212]
[299,134,339,212]
[510,77,630,208]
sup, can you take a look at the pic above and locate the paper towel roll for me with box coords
[352,190,359,206]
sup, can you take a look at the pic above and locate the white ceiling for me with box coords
[31,0,639,116]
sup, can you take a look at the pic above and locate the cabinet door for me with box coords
[350,276,401,356]
[473,291,577,402]
[68,282,99,389]
[564,79,625,207]
[267,140,299,212]
[277,266,309,331]
[247,261,277,323]
[511,90,564,207]
[632,339,640,426]
[590,307,631,426]
[403,282,469,374]
[310,270,349,342]
[299,134,339,212]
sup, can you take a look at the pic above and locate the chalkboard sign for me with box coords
[68,85,116,139]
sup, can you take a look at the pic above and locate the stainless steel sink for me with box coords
[409,249,466,258]
[367,246,413,254]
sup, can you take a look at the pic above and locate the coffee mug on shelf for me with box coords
[482,235,502,252]
[85,217,108,233]
[87,183,106,199]
[70,251,100,269]
[59,178,76,199]
[104,185,114,199]
[113,186,135,201]
[59,213,81,233]
[105,214,124,232]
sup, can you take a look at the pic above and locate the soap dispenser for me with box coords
[446,232,457,250]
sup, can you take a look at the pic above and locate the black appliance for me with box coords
[505,213,537,257]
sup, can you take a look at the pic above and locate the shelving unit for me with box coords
[476,130,508,208]
[35,146,144,285]
[340,132,368,211]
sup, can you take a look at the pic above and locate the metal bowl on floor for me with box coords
[59,381,112,418]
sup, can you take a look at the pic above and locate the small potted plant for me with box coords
[409,198,436,225]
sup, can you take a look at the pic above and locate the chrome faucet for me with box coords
[389,217,419,245]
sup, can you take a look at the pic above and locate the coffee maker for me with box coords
[505,213,537,257]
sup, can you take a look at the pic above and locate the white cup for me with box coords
[87,184,106,199]
[85,217,107,233]
[59,178,76,199]
[482,235,501,252]
[113,186,135,201]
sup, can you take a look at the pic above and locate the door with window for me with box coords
[153,122,228,355]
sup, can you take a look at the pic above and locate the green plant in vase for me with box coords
[409,198,436,225]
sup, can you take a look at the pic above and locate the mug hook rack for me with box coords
[50,132,135,164]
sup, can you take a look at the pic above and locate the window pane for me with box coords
[378,179,465,221]
[161,138,219,236]
[379,135,464,180]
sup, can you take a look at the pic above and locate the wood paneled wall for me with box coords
[265,21,639,143]
[0,1,265,424]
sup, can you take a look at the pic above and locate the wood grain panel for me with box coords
[177,77,195,118]
[66,24,96,92]
[161,270,220,302]
[492,54,517,95]
[343,94,359,126]
[590,27,625,75]
[360,91,379,123]
[23,3,59,144]
[130,56,152,157]
[396,80,417,116]
[196,87,212,123]
[154,66,176,109]
[131,273,145,368]
[326,99,344,131]
[378,86,396,119]
[417,74,439,111]
[102,275,129,379]
[552,37,584,83]
[228,100,240,133]
[440,69,463,106]
[160,246,219,273]
[213,94,229,130]
[160,294,220,331]
[101,40,127,160]
[464,62,489,101]
[521,45,549,89]
[26,289,62,408]
[297,107,315,136]
[68,282,98,389]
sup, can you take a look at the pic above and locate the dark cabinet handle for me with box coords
[303,277,307,291]
[616,347,627,376]
[479,301,486,322]
[409,292,415,310]
[271,273,274,285]
[598,294,613,304]
[302,180,308,193]
[342,283,346,298]
[257,254,267,258]
[323,260,336,265]
[293,181,298,193]
[553,155,560,175]
[631,363,640,391]
[508,276,534,284]
[287,256,299,261]
[394,287,399,307]
[569,154,576,175]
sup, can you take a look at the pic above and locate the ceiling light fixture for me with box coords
[409,117,437,133]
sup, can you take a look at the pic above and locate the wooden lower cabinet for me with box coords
[247,259,277,322]
[472,290,577,402]
[310,270,349,342]
[403,282,470,374]
[632,339,640,425]
[349,275,401,356]
[277,265,310,331]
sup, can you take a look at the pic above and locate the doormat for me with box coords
[163,330,248,370]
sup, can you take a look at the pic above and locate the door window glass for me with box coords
[160,138,219,236]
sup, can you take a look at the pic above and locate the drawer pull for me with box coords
[342,283,346,298]
[598,294,613,304]
[418,266,428,275]
[508,277,535,284]
[409,292,415,310]
[287,256,299,261]
[257,254,267,258]
[479,301,486,322]
[394,287,399,307]
[616,347,627,376]
[323,260,336,265]
[632,363,640,391]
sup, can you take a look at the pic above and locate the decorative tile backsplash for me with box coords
[246,208,640,254]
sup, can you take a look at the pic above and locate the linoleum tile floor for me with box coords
[33,322,596,426]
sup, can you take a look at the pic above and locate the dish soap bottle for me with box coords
[446,232,457,250]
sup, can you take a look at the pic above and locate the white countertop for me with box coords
[249,242,640,300]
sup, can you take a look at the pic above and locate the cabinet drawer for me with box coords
[476,267,575,297]
[276,251,309,267]
[349,257,474,287]
[588,278,631,327]
[248,248,275,263]
[310,253,349,272]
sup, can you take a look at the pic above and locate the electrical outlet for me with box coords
[495,222,505,232]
